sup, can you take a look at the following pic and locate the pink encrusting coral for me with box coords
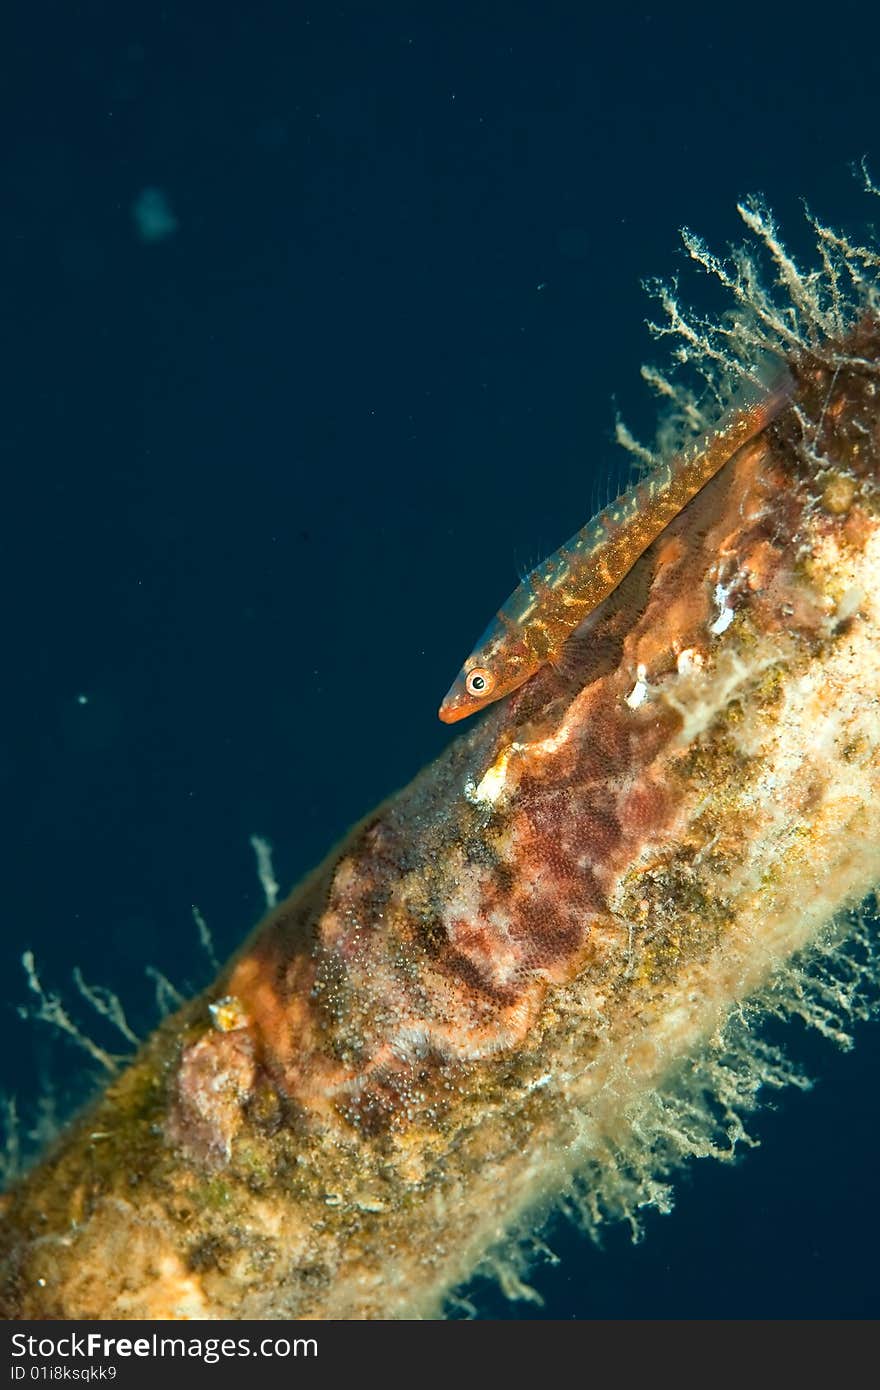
[2,200,880,1319]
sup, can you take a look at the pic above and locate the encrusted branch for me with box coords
[2,199,880,1320]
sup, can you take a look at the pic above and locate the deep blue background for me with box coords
[2,3,879,1318]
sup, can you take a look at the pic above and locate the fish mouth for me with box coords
[438,697,472,724]
[438,687,476,723]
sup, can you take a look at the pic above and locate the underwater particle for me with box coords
[132,187,178,243]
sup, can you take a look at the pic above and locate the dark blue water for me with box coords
[2,3,879,1318]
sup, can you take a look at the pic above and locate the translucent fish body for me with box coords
[439,379,793,723]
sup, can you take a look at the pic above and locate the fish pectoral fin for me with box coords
[551,628,600,683]
[551,596,629,690]
[551,602,607,671]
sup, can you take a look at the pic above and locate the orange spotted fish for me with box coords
[439,376,794,723]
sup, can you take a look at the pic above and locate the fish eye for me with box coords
[465,666,495,698]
